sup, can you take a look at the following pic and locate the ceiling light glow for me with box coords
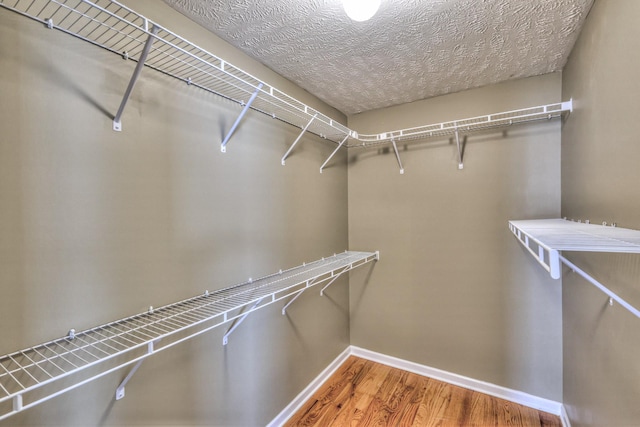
[343,0,381,22]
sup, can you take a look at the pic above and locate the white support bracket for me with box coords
[220,82,264,152]
[115,340,158,400]
[560,255,640,318]
[320,133,350,173]
[113,25,159,131]
[320,263,355,296]
[222,297,264,345]
[455,128,464,170]
[281,114,317,165]
[390,138,404,174]
[320,273,343,297]
[281,277,321,314]
[281,289,305,315]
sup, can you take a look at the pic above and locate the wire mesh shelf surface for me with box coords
[0,251,378,421]
[509,219,640,319]
[509,219,640,253]
[0,0,572,150]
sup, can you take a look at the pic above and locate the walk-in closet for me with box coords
[1,0,639,426]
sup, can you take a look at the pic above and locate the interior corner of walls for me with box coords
[560,404,572,427]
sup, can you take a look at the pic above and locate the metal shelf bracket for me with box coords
[282,114,317,165]
[113,25,159,132]
[115,340,158,400]
[222,297,264,345]
[281,276,323,314]
[320,134,350,173]
[390,138,404,174]
[320,262,358,296]
[281,289,305,315]
[220,83,264,153]
[455,128,465,170]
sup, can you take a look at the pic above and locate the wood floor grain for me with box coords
[284,356,561,427]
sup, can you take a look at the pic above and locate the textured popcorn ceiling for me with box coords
[163,0,594,115]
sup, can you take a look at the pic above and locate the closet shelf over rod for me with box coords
[509,219,640,318]
[0,251,379,422]
[0,0,572,151]
[0,0,354,144]
[353,100,573,148]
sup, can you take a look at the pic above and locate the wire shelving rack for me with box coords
[509,219,640,318]
[0,0,572,166]
[0,251,378,421]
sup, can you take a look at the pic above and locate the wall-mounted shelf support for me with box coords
[559,255,640,318]
[455,128,465,170]
[320,274,343,297]
[282,114,317,165]
[0,251,377,421]
[221,83,264,153]
[281,276,321,315]
[112,24,159,132]
[115,339,158,400]
[320,134,350,173]
[390,139,404,174]
[281,290,305,315]
[222,297,264,345]
[509,219,640,319]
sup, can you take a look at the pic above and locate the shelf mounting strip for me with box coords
[509,219,640,318]
[0,0,572,171]
[0,251,378,421]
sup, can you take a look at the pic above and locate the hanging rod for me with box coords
[0,1,572,158]
[509,219,640,319]
[0,251,378,422]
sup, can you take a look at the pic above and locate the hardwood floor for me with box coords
[284,356,561,427]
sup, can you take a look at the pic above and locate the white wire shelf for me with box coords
[355,101,573,147]
[0,0,572,157]
[0,0,353,143]
[509,219,640,319]
[509,219,640,278]
[0,251,378,421]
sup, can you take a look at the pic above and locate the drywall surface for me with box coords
[348,74,563,401]
[561,0,640,425]
[0,2,349,426]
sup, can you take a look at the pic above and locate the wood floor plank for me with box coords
[361,368,420,426]
[284,357,561,427]
[415,379,471,426]
[356,365,408,425]
[328,361,392,426]
[464,391,497,426]
[285,356,365,426]
[387,374,429,425]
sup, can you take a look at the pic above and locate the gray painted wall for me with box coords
[0,2,349,426]
[347,74,563,401]
[562,0,640,425]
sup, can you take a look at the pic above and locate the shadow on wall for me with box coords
[349,261,377,315]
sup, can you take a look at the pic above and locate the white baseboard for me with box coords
[268,345,568,427]
[266,346,352,427]
[351,346,564,417]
